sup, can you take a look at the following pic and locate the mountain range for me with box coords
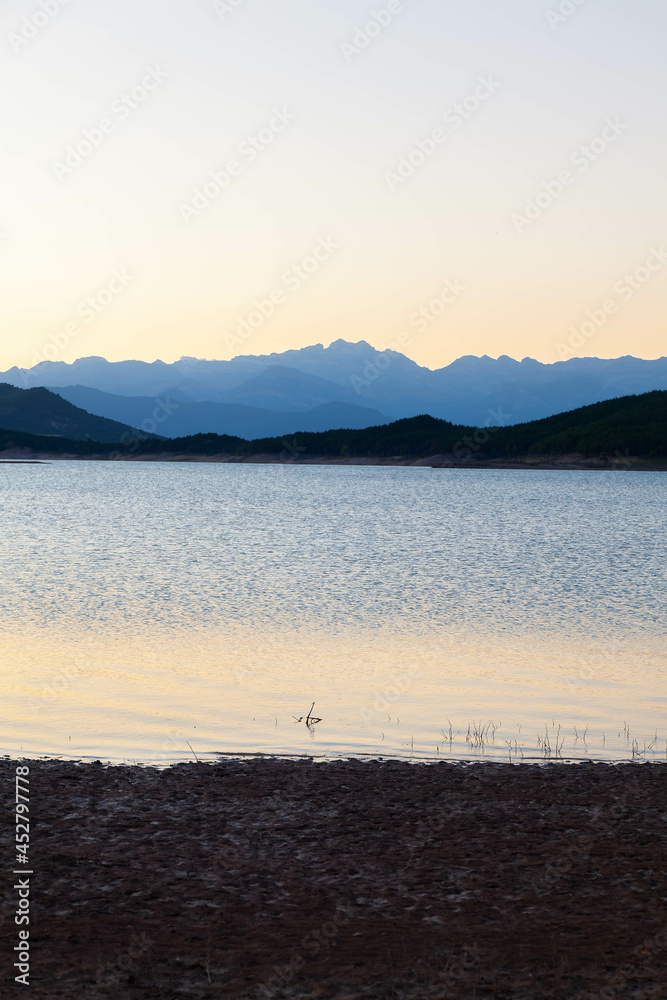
[2,341,667,438]
[46,385,388,439]
[0,384,156,442]
[1,389,664,463]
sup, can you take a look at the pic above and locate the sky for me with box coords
[1,0,666,373]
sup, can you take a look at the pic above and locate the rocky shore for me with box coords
[3,758,666,998]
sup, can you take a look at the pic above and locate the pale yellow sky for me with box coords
[1,0,666,373]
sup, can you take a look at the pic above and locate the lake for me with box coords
[1,461,665,763]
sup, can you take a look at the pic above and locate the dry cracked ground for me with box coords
[2,758,666,999]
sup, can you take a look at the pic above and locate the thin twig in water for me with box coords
[186,740,199,763]
[293,702,322,727]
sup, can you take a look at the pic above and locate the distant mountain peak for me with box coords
[327,338,374,351]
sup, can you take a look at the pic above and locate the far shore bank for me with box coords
[1,449,665,471]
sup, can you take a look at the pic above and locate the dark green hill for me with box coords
[0,384,160,442]
[0,389,664,460]
[240,390,667,460]
[489,390,666,459]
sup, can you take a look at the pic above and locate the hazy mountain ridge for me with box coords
[48,385,388,439]
[0,384,159,442]
[3,341,667,430]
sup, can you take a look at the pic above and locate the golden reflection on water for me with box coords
[3,625,665,763]
[3,463,665,761]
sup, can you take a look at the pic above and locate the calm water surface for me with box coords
[1,461,665,763]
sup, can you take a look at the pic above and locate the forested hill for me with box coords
[241,390,666,460]
[0,383,157,442]
[0,390,665,461]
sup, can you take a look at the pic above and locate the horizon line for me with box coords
[3,340,667,376]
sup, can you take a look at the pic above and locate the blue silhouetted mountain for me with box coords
[2,341,666,426]
[46,385,388,439]
[0,384,161,441]
[219,365,379,411]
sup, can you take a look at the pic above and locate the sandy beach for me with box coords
[6,757,666,999]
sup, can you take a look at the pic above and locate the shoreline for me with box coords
[2,450,666,471]
[10,757,667,998]
[7,748,665,767]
